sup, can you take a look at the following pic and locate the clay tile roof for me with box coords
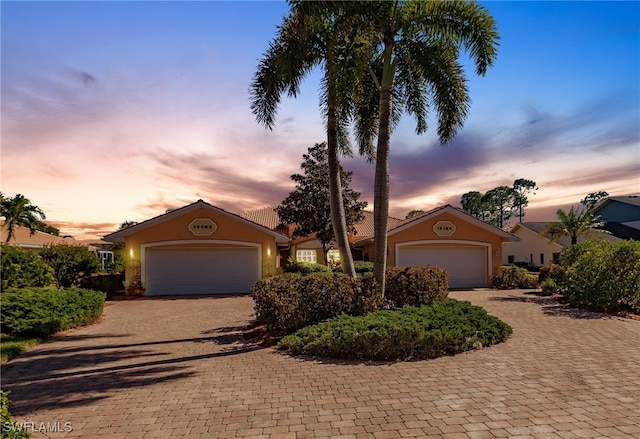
[239,206,282,229]
[353,211,404,238]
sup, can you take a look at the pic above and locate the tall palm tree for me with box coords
[1,193,46,242]
[352,0,500,293]
[250,7,373,277]
[544,207,605,246]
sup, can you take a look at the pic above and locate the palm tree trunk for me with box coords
[373,83,393,294]
[327,97,357,277]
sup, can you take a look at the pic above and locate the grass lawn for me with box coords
[1,334,41,364]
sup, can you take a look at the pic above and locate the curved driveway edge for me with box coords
[2,290,639,438]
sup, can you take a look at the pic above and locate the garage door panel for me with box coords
[146,247,258,296]
[397,245,487,289]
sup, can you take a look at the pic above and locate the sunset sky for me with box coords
[2,1,639,240]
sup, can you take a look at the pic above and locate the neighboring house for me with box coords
[354,205,519,289]
[1,220,113,269]
[503,222,622,268]
[103,200,289,296]
[1,219,78,249]
[593,195,640,240]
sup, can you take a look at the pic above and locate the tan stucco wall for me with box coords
[122,206,280,288]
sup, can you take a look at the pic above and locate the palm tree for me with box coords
[544,207,605,246]
[350,0,500,293]
[1,193,47,242]
[250,7,373,277]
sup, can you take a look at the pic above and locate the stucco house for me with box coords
[103,200,289,296]
[104,201,518,295]
[354,205,519,289]
[502,222,622,268]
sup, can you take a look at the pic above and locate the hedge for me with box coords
[384,266,449,308]
[0,287,105,338]
[251,266,449,334]
[277,299,512,361]
[251,274,381,334]
[492,265,538,289]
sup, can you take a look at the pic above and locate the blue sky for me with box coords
[2,1,638,239]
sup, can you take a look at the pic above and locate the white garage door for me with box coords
[397,245,487,289]
[145,247,259,296]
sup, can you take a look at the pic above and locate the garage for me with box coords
[145,246,259,296]
[397,244,488,289]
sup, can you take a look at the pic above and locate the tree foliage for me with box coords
[544,206,605,246]
[275,143,367,262]
[38,243,102,288]
[460,178,537,227]
[250,4,374,277]
[0,244,54,290]
[405,209,425,219]
[0,193,47,242]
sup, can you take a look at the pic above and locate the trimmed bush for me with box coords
[537,264,565,286]
[0,287,105,337]
[1,391,31,439]
[277,299,512,361]
[385,266,449,308]
[353,260,374,274]
[559,239,640,313]
[252,266,450,334]
[493,266,538,289]
[251,274,382,334]
[0,244,54,291]
[283,258,332,275]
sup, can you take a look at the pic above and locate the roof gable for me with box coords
[103,200,288,243]
[388,205,519,241]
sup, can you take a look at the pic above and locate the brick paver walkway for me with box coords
[2,290,639,438]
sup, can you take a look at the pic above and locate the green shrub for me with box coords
[38,243,101,288]
[283,258,332,275]
[537,264,565,286]
[493,266,538,289]
[539,278,557,295]
[385,266,449,308]
[251,274,382,334]
[559,239,640,313]
[277,299,512,361]
[353,260,374,274]
[1,391,31,439]
[0,287,105,337]
[0,244,54,291]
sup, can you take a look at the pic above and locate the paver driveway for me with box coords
[2,290,639,438]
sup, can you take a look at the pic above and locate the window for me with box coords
[296,249,317,263]
[327,249,340,264]
[507,255,515,264]
[97,250,114,269]
[540,253,545,265]
[552,253,560,264]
